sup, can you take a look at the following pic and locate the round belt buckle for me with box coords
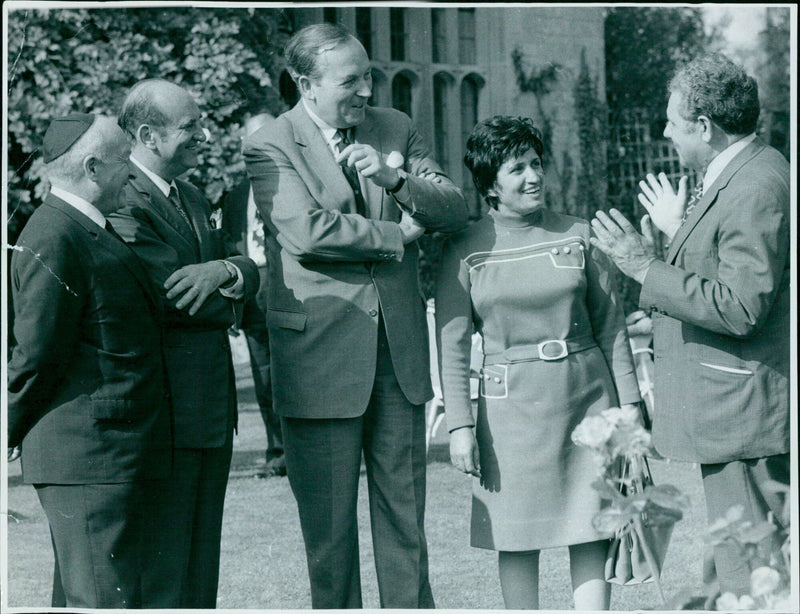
[537,339,568,360]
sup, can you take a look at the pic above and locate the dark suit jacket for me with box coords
[109,165,259,448]
[7,195,171,483]
[243,103,468,418]
[640,138,790,463]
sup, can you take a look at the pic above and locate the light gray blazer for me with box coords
[243,103,467,418]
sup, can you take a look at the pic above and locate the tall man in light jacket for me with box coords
[243,23,468,609]
[590,53,790,596]
[109,79,259,608]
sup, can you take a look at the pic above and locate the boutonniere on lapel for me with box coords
[209,208,222,229]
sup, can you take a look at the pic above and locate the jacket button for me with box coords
[563,246,571,254]
[551,248,559,255]
[368,309,378,317]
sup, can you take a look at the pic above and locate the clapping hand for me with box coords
[638,173,688,241]
[590,209,658,285]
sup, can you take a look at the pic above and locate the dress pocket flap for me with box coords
[267,309,307,331]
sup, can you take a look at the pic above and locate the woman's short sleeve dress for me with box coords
[435,207,641,551]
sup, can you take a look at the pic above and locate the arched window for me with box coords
[356,8,373,56]
[279,70,299,108]
[461,75,483,217]
[431,9,447,64]
[392,73,413,118]
[433,73,453,171]
[458,8,476,65]
[390,8,408,61]
[370,68,388,108]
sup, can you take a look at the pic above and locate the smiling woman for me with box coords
[435,115,643,610]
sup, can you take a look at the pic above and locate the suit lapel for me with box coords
[289,103,371,217]
[45,195,161,312]
[353,113,386,220]
[128,166,201,259]
[667,138,766,263]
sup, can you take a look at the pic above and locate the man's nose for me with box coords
[356,79,372,98]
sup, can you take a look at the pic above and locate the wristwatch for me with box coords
[220,260,238,289]
[387,175,406,194]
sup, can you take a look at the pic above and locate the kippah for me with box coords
[42,113,96,163]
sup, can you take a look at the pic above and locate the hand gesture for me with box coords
[450,426,481,477]
[165,261,230,315]
[637,173,687,241]
[625,310,653,336]
[590,209,658,285]
[336,143,400,190]
[398,210,425,244]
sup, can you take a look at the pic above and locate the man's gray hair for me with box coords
[118,78,176,138]
[285,23,357,83]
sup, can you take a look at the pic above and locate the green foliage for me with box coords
[6,7,289,242]
[511,49,571,212]
[573,48,608,221]
[605,7,709,126]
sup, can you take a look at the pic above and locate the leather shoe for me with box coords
[264,453,287,477]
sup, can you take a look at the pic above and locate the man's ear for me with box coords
[83,155,101,183]
[297,75,314,100]
[137,124,157,150]
[697,115,713,143]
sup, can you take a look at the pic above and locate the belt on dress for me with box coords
[483,335,598,365]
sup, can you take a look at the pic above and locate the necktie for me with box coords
[168,185,193,228]
[680,181,704,226]
[335,129,367,217]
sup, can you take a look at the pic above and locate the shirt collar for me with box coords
[302,99,342,150]
[703,133,757,193]
[48,185,106,228]
[130,155,178,198]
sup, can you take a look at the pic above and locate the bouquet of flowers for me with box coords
[571,405,688,602]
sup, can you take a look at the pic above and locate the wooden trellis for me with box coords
[607,109,700,218]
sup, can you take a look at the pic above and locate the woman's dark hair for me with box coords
[464,116,544,209]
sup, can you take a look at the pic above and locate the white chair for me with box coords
[629,332,655,418]
[425,300,481,450]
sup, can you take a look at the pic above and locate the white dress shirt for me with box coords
[49,185,107,228]
[702,133,757,194]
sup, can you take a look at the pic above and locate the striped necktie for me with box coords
[680,182,704,226]
[168,185,193,228]
[335,129,367,217]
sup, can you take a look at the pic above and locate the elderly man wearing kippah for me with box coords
[7,114,172,608]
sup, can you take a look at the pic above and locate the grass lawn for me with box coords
[4,339,708,610]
